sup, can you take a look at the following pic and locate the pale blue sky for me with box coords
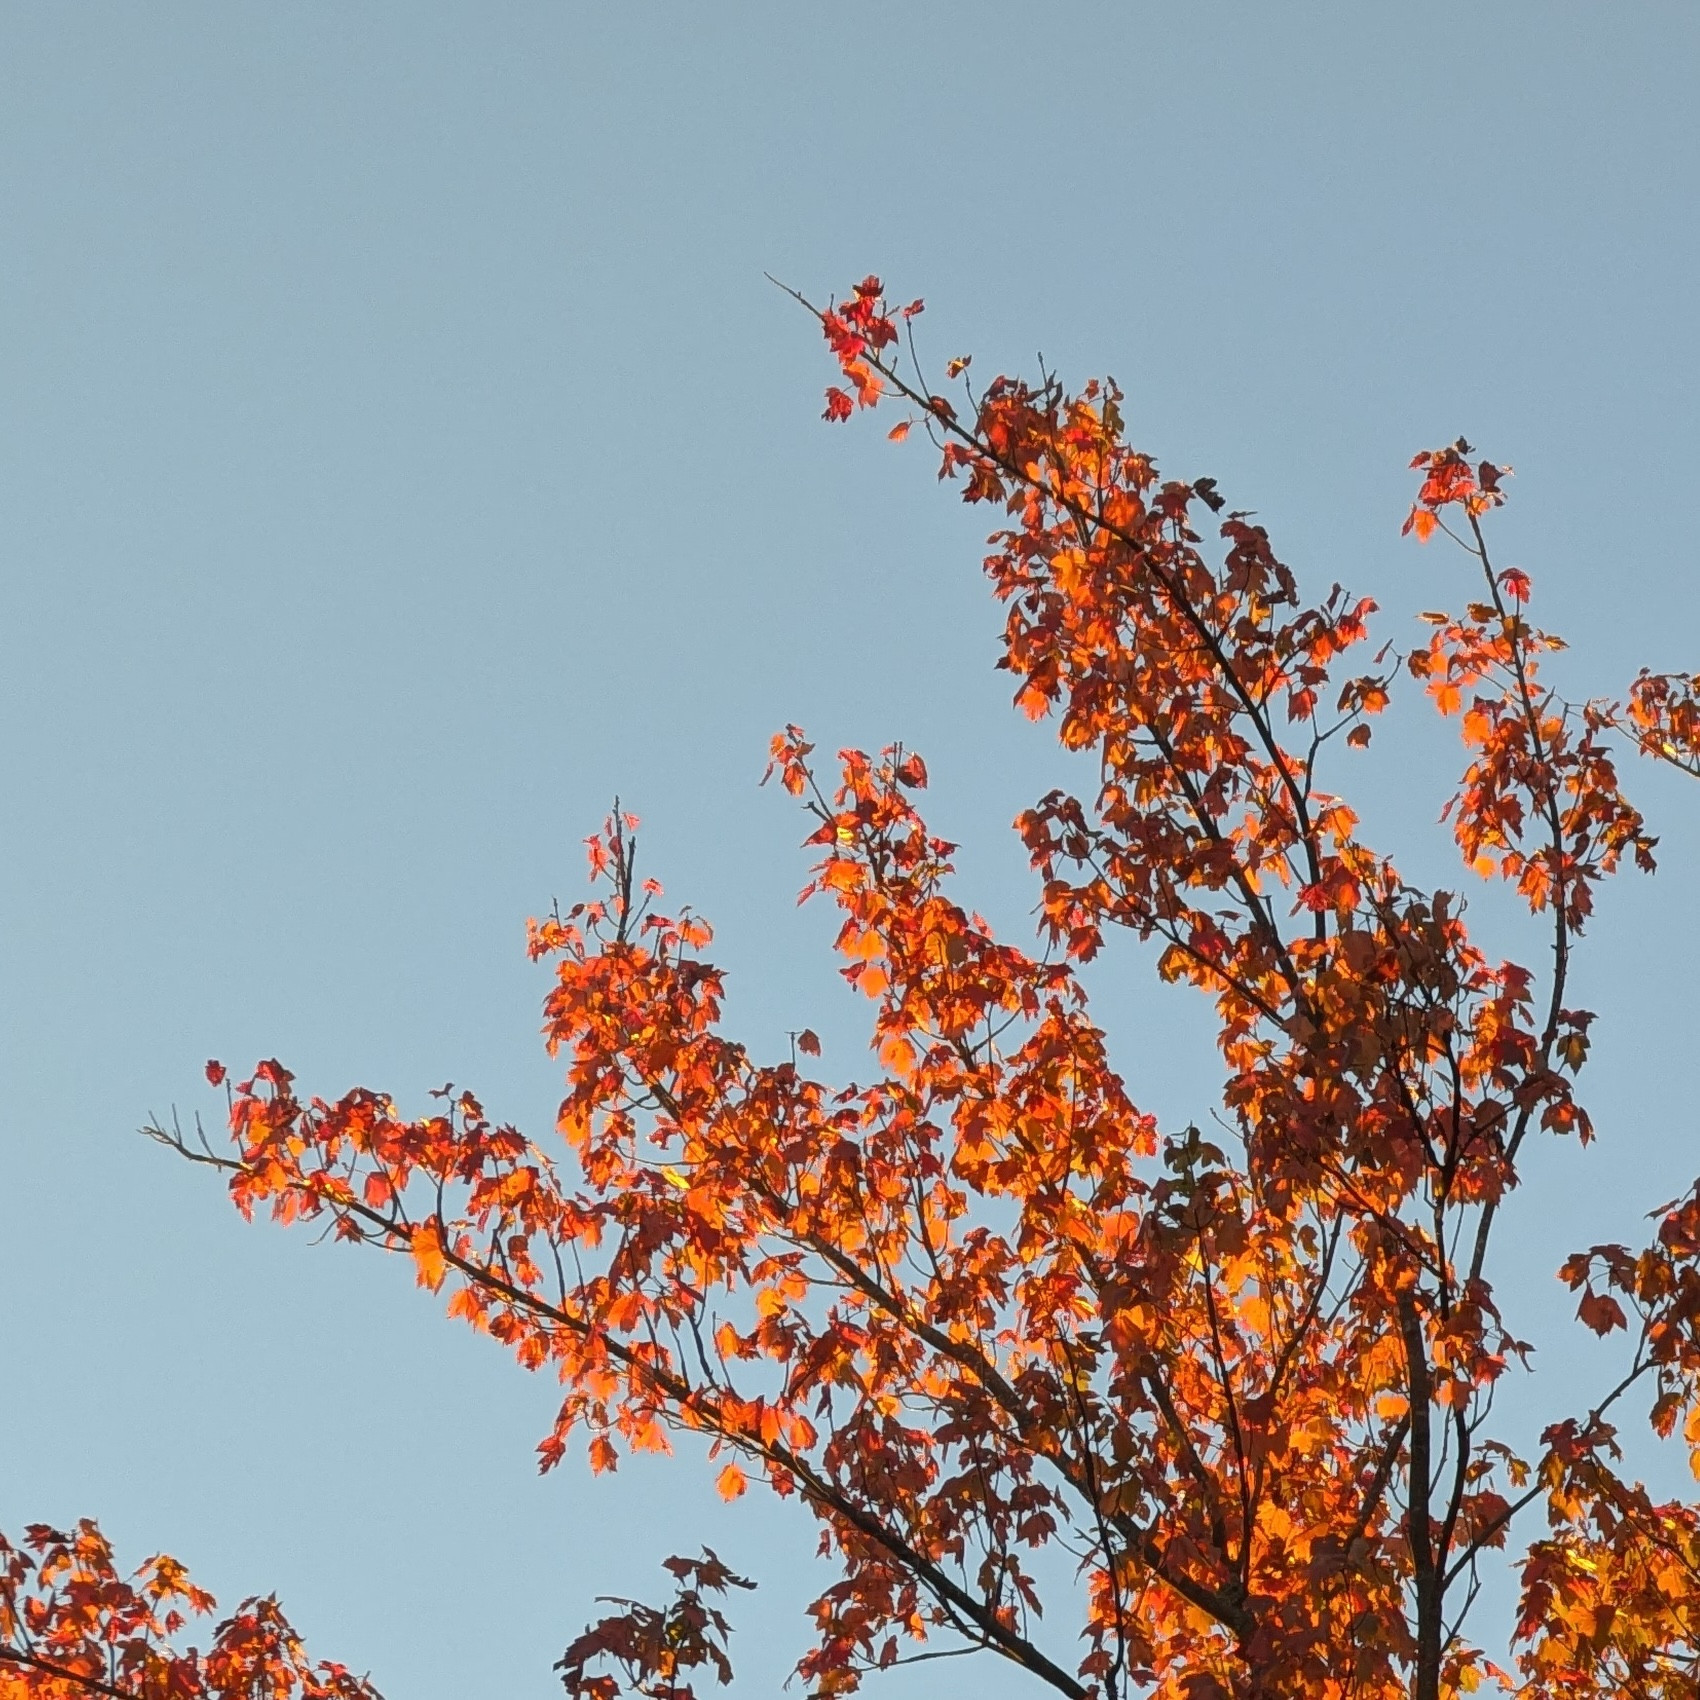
[3,7,1699,1696]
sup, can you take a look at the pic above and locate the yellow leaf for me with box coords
[716,1462,748,1500]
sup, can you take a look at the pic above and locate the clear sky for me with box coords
[3,6,1698,1696]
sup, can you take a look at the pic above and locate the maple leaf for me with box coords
[409,1222,447,1291]
[1577,1289,1628,1335]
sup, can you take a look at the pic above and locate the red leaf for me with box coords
[1577,1290,1627,1335]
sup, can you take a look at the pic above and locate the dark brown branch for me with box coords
[1346,1411,1411,1556]
[1397,1290,1441,1700]
[1465,509,1572,1290]
[0,1645,143,1700]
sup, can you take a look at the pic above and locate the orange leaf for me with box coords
[411,1222,447,1291]
[716,1462,748,1501]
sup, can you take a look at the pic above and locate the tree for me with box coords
[13,275,1700,1699]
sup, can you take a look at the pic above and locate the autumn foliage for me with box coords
[0,1521,378,1700]
[15,275,1700,1699]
